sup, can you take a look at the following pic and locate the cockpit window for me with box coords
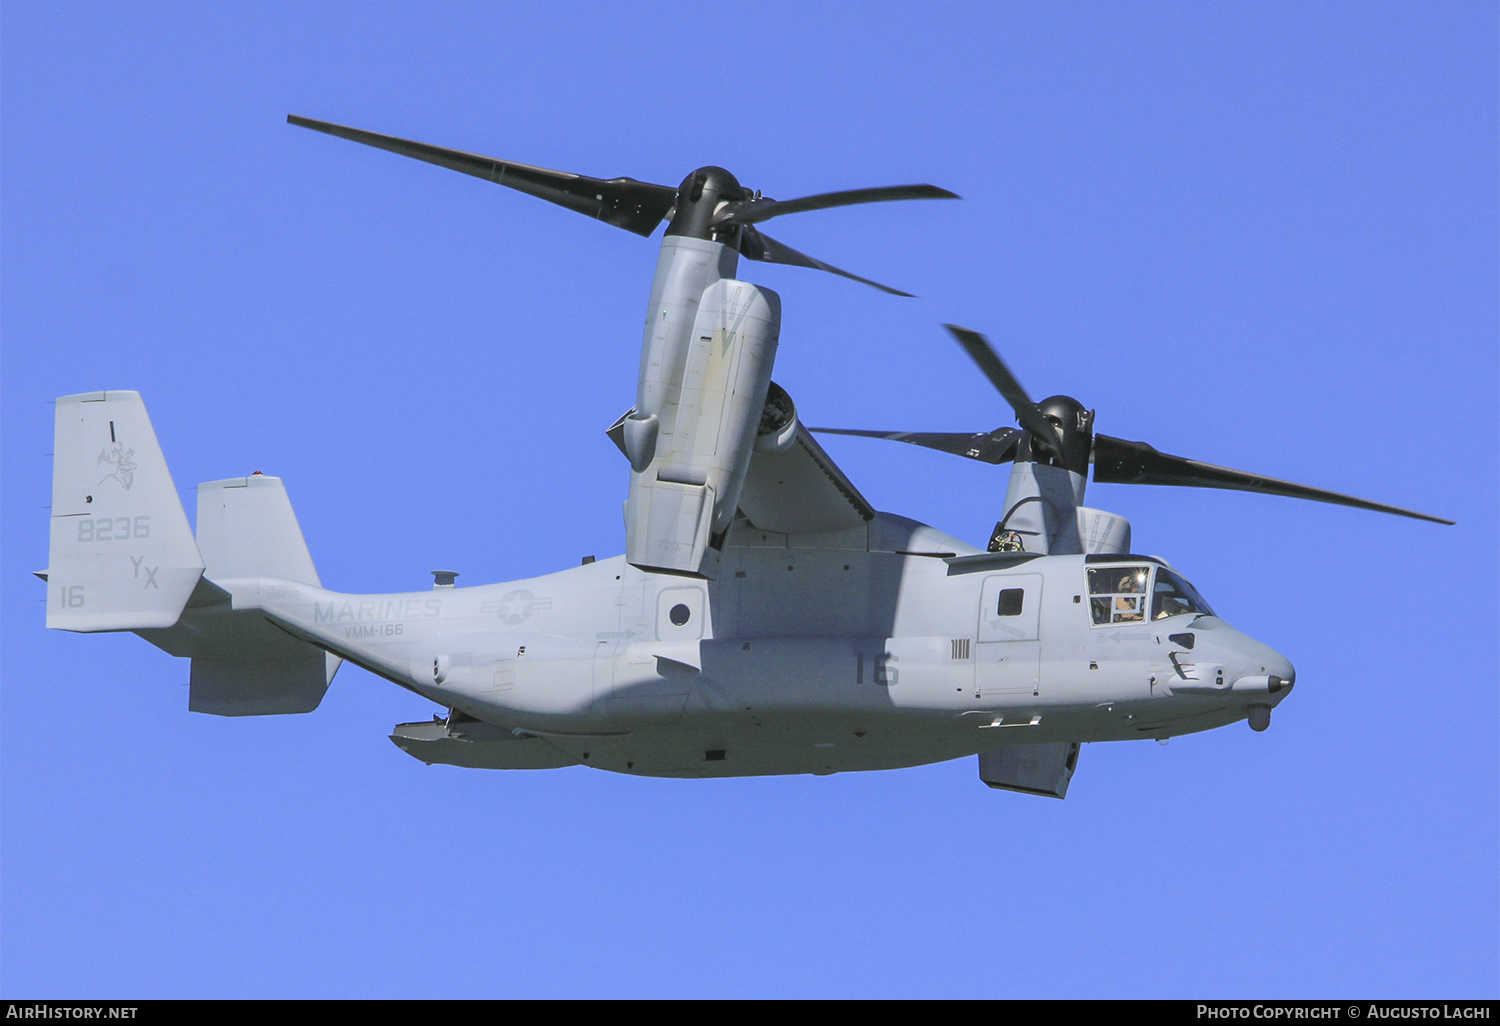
[1150,568,1215,620]
[1087,566,1152,625]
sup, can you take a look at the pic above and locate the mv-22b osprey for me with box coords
[42,117,1452,798]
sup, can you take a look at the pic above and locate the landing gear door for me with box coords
[976,573,1043,697]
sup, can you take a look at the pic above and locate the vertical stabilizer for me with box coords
[188,475,339,715]
[47,392,203,631]
[196,475,320,585]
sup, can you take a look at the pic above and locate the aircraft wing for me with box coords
[608,408,875,540]
[736,425,875,535]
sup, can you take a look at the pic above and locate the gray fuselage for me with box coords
[218,512,1294,778]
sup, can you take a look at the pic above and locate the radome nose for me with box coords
[1219,629,1295,698]
[1267,655,1295,692]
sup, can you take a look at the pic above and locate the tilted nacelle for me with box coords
[619,237,782,575]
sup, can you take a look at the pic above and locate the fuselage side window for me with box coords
[1087,566,1152,625]
[997,588,1024,617]
[1151,568,1215,620]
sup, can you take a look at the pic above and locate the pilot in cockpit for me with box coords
[1152,571,1198,620]
[1113,571,1144,622]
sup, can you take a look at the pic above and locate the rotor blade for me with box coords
[1092,434,1454,524]
[740,225,914,296]
[716,185,959,227]
[943,325,1061,452]
[810,428,1022,465]
[287,115,678,237]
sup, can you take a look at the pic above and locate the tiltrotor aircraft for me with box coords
[41,117,1453,798]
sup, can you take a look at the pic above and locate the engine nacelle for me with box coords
[626,278,781,574]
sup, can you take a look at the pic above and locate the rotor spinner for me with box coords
[666,166,751,243]
[1022,395,1095,475]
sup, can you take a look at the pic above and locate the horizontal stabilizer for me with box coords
[47,391,203,631]
[191,646,338,717]
[134,579,338,716]
[132,476,339,715]
[186,476,336,715]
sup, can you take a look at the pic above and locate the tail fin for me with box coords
[196,475,321,585]
[48,395,336,715]
[185,477,340,717]
[187,475,339,716]
[46,391,203,631]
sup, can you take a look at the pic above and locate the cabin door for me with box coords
[976,573,1043,697]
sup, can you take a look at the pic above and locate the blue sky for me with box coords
[2,1,1495,998]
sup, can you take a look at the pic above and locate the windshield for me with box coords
[1088,565,1152,625]
[1088,564,1215,625]
[1150,567,1215,620]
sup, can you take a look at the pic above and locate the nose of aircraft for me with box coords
[1236,641,1295,693]
[1193,620,1292,682]
[1224,627,1295,732]
[1187,619,1295,730]
[1263,648,1295,694]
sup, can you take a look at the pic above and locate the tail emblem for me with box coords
[97,442,137,490]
